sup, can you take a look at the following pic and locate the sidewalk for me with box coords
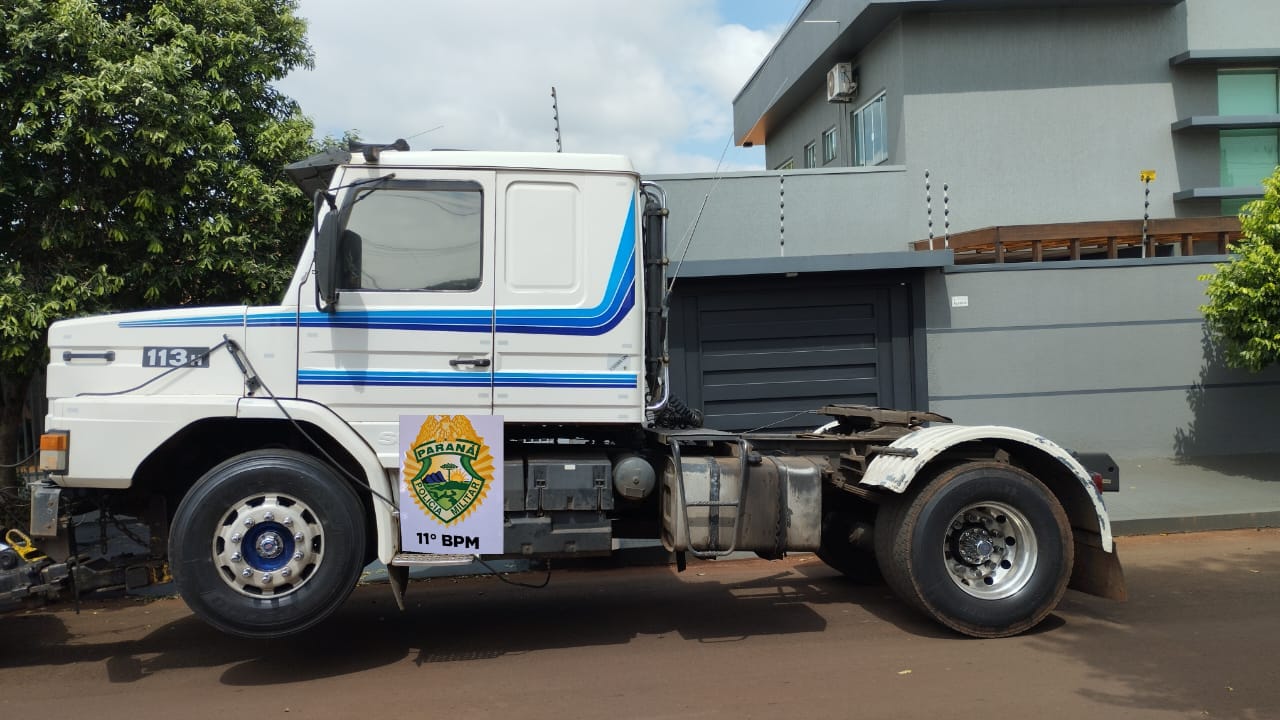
[1106,454,1280,536]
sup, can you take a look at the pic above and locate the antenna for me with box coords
[666,133,734,300]
[404,125,444,142]
[551,86,563,153]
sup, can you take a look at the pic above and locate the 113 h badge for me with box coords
[399,415,504,554]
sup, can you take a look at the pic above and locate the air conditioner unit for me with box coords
[826,63,857,103]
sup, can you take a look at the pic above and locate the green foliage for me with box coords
[1201,166,1280,372]
[0,0,318,377]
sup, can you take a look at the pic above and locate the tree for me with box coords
[1201,166,1280,372]
[0,0,317,495]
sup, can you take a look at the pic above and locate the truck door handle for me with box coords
[63,351,116,362]
[449,357,491,368]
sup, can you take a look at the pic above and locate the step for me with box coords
[390,552,477,567]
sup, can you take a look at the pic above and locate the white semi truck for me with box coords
[26,142,1125,639]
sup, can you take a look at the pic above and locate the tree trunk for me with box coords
[0,371,32,498]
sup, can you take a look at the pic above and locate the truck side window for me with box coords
[339,186,482,291]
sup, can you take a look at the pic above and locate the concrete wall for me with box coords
[650,166,912,261]
[1184,0,1280,49]
[924,258,1280,457]
[900,5,1193,229]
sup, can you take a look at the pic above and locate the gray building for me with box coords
[737,0,1280,229]
[658,0,1280,460]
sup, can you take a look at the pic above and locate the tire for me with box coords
[874,461,1073,638]
[815,511,883,584]
[169,450,367,639]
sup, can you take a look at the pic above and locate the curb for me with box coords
[1112,511,1280,537]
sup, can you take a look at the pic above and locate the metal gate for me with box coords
[669,273,921,432]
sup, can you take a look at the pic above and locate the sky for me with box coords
[275,0,804,174]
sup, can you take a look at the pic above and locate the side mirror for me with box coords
[315,211,340,311]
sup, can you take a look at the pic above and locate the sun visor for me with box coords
[284,147,351,197]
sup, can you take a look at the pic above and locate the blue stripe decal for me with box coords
[120,313,245,328]
[118,202,637,337]
[297,369,637,389]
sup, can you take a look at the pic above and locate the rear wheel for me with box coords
[169,450,367,638]
[874,461,1072,638]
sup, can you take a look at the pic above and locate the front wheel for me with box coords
[169,450,367,638]
[874,461,1073,638]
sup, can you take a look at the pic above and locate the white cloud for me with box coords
[276,0,781,174]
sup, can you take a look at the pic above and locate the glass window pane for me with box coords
[851,113,862,166]
[858,112,870,165]
[804,142,816,168]
[871,96,887,163]
[1220,129,1279,186]
[1221,198,1252,217]
[852,94,888,166]
[823,127,837,163]
[342,187,483,291]
[1218,71,1279,115]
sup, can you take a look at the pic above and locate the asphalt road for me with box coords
[2,529,1277,720]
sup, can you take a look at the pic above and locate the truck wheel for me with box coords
[169,450,367,638]
[874,461,1073,638]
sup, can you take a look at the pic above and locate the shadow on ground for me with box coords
[1033,541,1280,718]
[0,561,936,685]
[10,541,1275,719]
[1172,453,1280,482]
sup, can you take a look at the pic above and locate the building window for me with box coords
[1220,129,1278,186]
[1218,70,1279,191]
[822,126,838,164]
[1218,69,1278,115]
[803,142,816,168]
[853,93,888,166]
[1222,197,1253,216]
[776,158,795,170]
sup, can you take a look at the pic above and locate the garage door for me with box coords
[669,274,919,432]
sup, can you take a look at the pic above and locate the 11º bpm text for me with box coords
[415,532,481,550]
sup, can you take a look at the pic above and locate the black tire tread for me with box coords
[875,461,1073,638]
[169,449,367,639]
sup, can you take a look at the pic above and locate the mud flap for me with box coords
[1069,533,1127,601]
[387,565,410,611]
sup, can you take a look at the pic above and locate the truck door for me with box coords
[297,169,497,466]
[491,173,644,424]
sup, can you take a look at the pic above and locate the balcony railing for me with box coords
[911,216,1242,264]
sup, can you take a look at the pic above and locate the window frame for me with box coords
[336,178,485,293]
[1216,68,1280,190]
[852,92,889,167]
[822,126,838,165]
[1217,68,1280,115]
[803,142,817,169]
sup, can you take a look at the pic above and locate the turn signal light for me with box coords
[1090,472,1104,494]
[39,431,69,473]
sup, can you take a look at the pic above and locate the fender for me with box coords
[237,397,400,563]
[860,424,1114,553]
[46,396,240,489]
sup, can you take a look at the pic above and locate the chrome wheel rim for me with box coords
[212,493,324,598]
[942,500,1037,600]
